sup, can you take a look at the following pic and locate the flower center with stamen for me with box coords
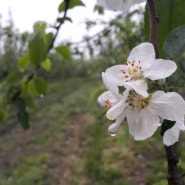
[128,92,149,112]
[104,99,112,112]
[121,60,143,80]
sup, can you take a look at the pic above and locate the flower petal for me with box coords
[124,80,148,97]
[97,0,132,11]
[127,42,155,70]
[149,91,185,121]
[106,89,130,120]
[163,124,180,146]
[108,113,126,135]
[144,59,177,80]
[133,0,146,4]
[125,107,160,140]
[102,72,122,98]
[104,65,130,83]
[176,117,185,131]
[97,91,118,107]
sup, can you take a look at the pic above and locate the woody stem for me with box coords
[147,0,184,184]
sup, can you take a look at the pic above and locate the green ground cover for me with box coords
[0,77,185,185]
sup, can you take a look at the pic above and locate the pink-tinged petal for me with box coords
[125,107,160,140]
[144,59,177,80]
[127,42,155,70]
[108,113,126,135]
[124,80,148,97]
[149,92,185,121]
[106,89,130,120]
[163,124,180,146]
[97,91,118,107]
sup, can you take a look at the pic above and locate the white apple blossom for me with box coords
[127,91,185,145]
[98,88,130,138]
[98,89,185,146]
[103,42,177,97]
[98,88,130,120]
[97,0,146,12]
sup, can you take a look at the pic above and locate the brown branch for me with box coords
[147,0,159,58]
[147,0,184,184]
[161,125,185,185]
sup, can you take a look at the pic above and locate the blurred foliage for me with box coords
[145,0,185,57]
[0,0,185,184]
[0,78,167,184]
[0,77,185,184]
[0,154,49,185]
[0,0,185,128]
[0,0,184,140]
[71,9,145,63]
[0,16,29,80]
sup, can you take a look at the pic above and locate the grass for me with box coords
[0,76,185,185]
[0,154,49,185]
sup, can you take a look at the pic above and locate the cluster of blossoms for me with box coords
[98,42,185,146]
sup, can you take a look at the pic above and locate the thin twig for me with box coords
[147,0,159,58]
[47,0,70,51]
[11,0,71,101]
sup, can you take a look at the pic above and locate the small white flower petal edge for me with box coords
[97,0,146,12]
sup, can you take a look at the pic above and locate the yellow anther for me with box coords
[120,69,126,74]
[128,93,149,112]
[104,99,112,112]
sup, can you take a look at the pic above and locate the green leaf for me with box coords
[14,97,26,111]
[6,71,22,84]
[46,32,53,48]
[21,94,37,109]
[55,45,72,60]
[34,78,47,95]
[0,82,11,96]
[163,25,185,60]
[13,97,30,129]
[28,32,46,66]
[33,21,47,32]
[17,54,30,72]
[24,80,38,96]
[17,110,30,129]
[94,5,104,14]
[41,58,51,71]
[57,17,72,23]
[144,0,185,56]
[25,78,47,96]
[0,101,9,122]
[58,0,85,12]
